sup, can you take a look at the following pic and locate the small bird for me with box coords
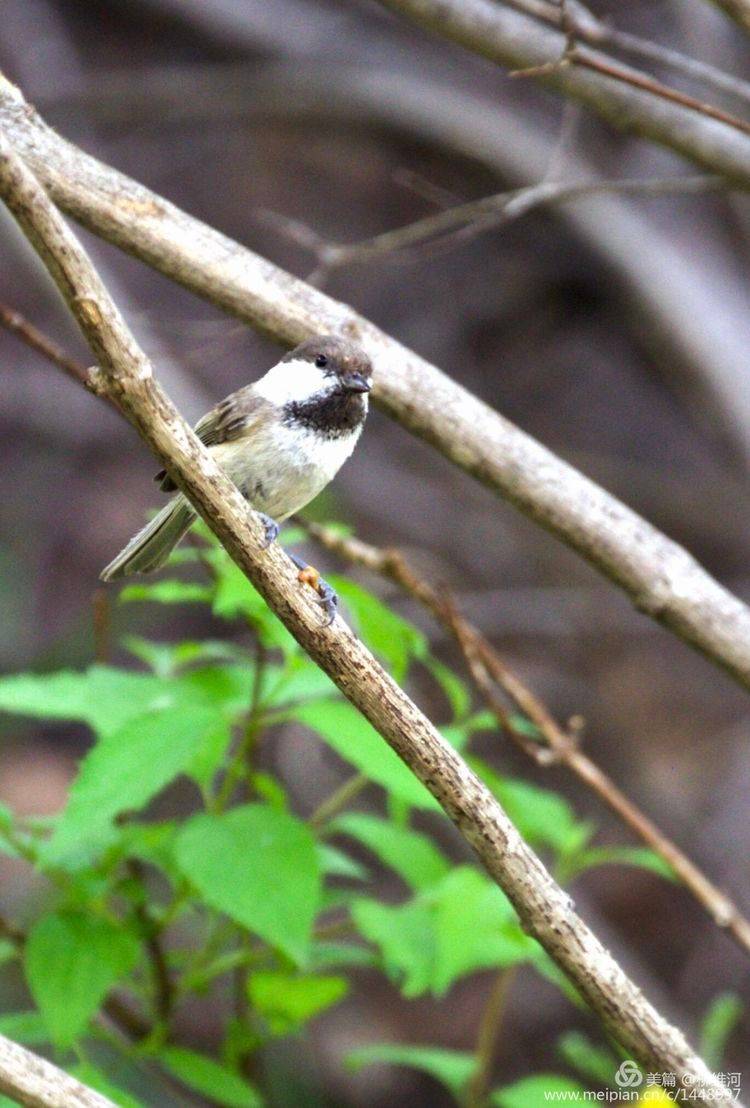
[100,335,372,621]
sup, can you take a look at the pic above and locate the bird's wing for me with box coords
[155,387,271,491]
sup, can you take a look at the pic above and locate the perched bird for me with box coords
[100,335,372,620]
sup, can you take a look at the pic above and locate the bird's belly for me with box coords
[213,424,360,521]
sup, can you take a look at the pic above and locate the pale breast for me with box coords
[211,421,362,521]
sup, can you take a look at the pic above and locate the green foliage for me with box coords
[347,1043,476,1098]
[159,1047,262,1107]
[174,805,321,963]
[24,911,139,1047]
[248,971,348,1034]
[352,867,536,998]
[491,1074,588,1107]
[699,992,744,1070]
[0,525,687,1103]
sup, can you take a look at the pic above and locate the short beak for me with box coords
[343,372,371,394]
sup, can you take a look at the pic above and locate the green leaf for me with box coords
[699,993,743,1070]
[0,1011,49,1045]
[425,657,471,721]
[310,942,378,971]
[331,578,426,681]
[289,700,438,810]
[174,805,321,963]
[24,911,139,1047]
[207,552,297,656]
[491,1075,587,1107]
[352,898,435,998]
[46,706,224,862]
[160,1047,262,1108]
[317,843,369,882]
[348,1044,476,1099]
[122,636,248,677]
[120,579,213,605]
[332,813,450,891]
[352,868,536,998]
[263,654,336,707]
[556,1031,618,1085]
[0,664,243,738]
[565,845,676,882]
[431,868,536,995]
[248,971,348,1034]
[69,1064,143,1108]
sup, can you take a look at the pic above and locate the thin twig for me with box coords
[378,0,750,139]
[0,300,118,409]
[309,773,370,831]
[505,0,750,110]
[92,588,111,665]
[259,174,724,281]
[303,522,750,958]
[465,967,519,1108]
[0,133,731,1098]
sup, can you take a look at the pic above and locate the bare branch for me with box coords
[303,522,750,958]
[506,0,750,110]
[0,134,735,1100]
[2,81,750,697]
[260,174,725,280]
[373,0,750,163]
[0,1031,117,1108]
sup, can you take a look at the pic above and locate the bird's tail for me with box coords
[100,496,196,581]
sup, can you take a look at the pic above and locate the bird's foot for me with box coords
[257,512,280,548]
[289,554,338,626]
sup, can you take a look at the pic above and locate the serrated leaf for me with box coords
[332,813,449,891]
[347,1044,476,1098]
[160,1047,262,1108]
[288,700,438,810]
[24,911,139,1047]
[491,1075,587,1107]
[330,578,426,681]
[46,706,224,861]
[174,805,320,963]
[248,971,348,1034]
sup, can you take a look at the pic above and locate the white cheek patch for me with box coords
[254,358,327,407]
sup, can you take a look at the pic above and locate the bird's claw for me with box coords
[290,555,338,625]
[257,513,280,548]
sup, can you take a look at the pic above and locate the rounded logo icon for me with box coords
[614,1061,643,1088]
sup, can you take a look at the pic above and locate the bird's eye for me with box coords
[315,354,328,368]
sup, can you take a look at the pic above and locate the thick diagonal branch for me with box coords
[304,522,750,957]
[2,79,750,696]
[0,1031,117,1108]
[0,135,735,1102]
